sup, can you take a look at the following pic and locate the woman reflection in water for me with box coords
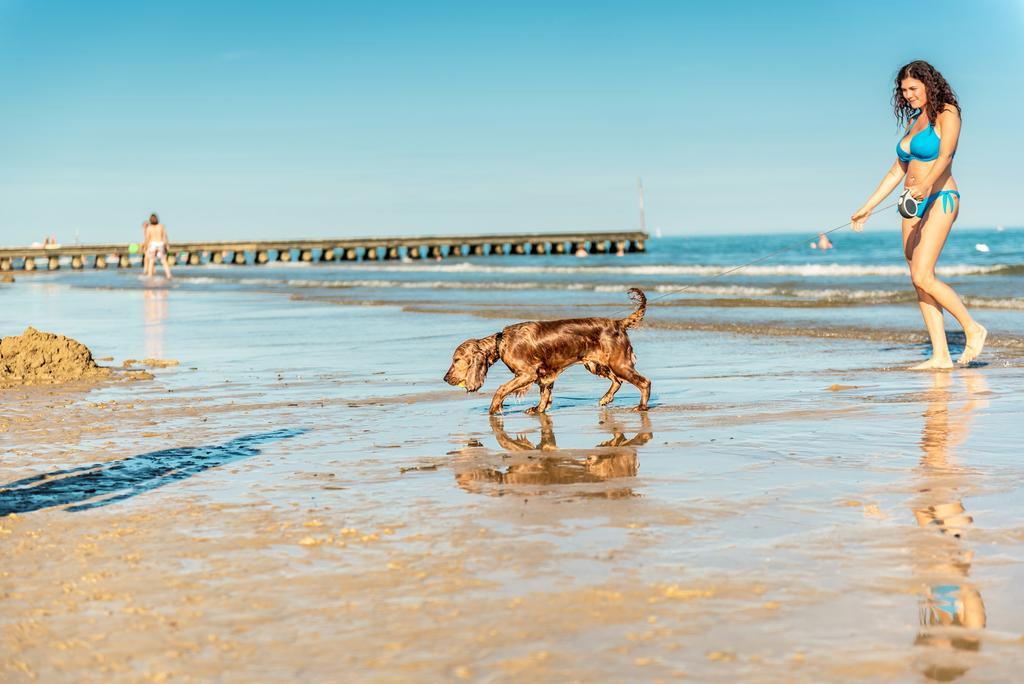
[911,370,988,680]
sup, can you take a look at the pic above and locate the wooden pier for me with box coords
[0,231,647,271]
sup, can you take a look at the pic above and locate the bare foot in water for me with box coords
[958,324,987,365]
[910,357,954,371]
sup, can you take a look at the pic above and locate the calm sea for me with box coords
[25,227,1024,337]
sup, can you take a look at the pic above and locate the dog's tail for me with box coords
[619,288,646,329]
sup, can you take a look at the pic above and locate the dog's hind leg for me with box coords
[598,376,623,406]
[608,360,651,411]
[489,373,536,414]
[584,361,622,407]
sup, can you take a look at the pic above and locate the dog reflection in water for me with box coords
[454,412,652,497]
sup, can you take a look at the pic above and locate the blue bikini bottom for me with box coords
[915,190,960,218]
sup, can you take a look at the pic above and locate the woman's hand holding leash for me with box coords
[850,206,872,232]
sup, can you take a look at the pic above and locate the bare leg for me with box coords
[159,252,172,279]
[903,202,985,368]
[489,373,536,414]
[903,222,951,369]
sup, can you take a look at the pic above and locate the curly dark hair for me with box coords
[892,60,961,128]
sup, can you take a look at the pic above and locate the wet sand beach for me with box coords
[3,272,1024,682]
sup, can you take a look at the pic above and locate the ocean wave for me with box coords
[242,261,1016,278]
[962,296,1024,310]
[169,275,1024,309]
[173,275,782,294]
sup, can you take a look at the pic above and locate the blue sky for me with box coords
[1,0,1022,244]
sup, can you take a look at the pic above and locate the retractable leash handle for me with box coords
[897,188,920,219]
[607,200,899,315]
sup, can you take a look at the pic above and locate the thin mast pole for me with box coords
[637,177,647,233]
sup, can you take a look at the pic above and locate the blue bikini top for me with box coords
[897,111,941,162]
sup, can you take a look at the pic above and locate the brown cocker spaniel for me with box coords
[443,289,651,414]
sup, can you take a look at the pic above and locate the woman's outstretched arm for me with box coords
[851,159,907,231]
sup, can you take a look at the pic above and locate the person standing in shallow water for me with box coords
[851,60,986,369]
[142,213,172,279]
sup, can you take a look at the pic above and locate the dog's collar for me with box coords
[492,331,503,359]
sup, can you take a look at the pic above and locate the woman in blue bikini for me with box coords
[851,60,986,369]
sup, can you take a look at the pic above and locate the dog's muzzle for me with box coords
[443,371,467,389]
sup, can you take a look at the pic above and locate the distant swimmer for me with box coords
[142,213,173,279]
[851,60,985,369]
[817,233,833,250]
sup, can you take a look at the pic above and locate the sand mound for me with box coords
[0,327,112,387]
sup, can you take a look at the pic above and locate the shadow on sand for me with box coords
[0,428,306,516]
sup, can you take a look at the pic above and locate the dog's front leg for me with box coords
[489,374,536,414]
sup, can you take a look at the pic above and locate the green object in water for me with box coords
[128,243,139,254]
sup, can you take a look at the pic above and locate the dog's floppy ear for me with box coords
[465,334,499,392]
[465,353,489,392]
